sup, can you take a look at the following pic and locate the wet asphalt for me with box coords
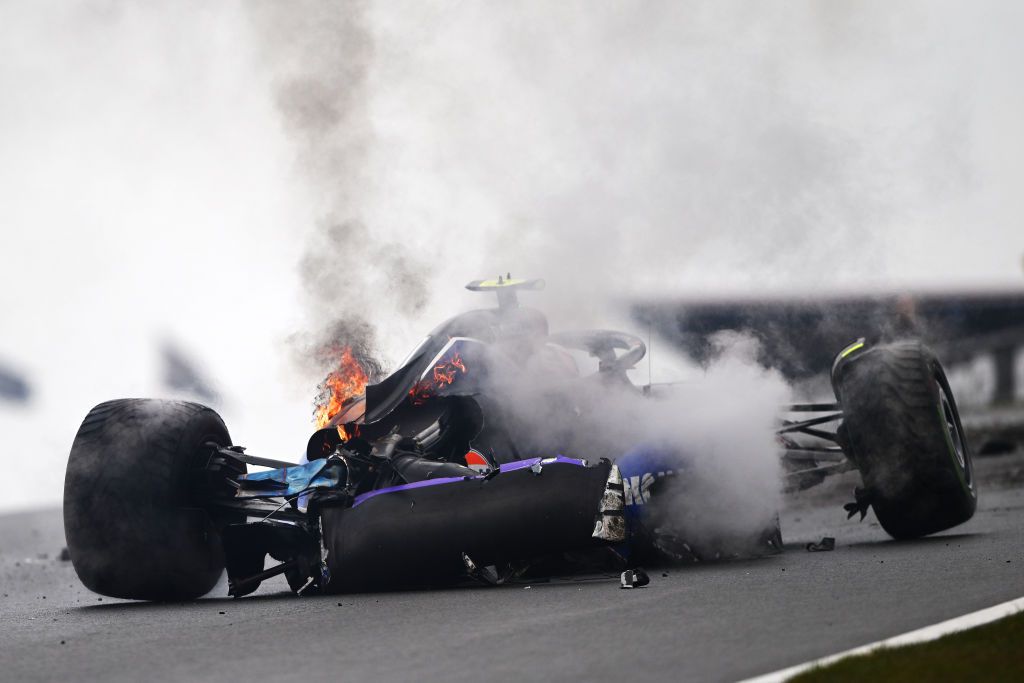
[2,454,1023,683]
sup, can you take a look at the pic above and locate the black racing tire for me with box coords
[63,399,235,600]
[833,341,976,539]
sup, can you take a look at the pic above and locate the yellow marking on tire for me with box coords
[840,341,865,358]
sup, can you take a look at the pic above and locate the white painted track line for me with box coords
[739,596,1024,683]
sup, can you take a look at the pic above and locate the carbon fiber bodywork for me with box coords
[320,458,613,592]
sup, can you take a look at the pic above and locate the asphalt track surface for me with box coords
[2,454,1023,683]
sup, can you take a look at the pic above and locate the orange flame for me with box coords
[338,422,362,441]
[410,351,468,404]
[433,352,466,385]
[314,347,369,430]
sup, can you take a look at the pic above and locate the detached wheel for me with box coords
[63,399,239,600]
[833,340,976,539]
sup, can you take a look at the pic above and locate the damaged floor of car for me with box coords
[3,451,1024,683]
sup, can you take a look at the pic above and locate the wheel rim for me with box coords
[939,382,968,473]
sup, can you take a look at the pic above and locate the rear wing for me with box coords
[465,276,545,308]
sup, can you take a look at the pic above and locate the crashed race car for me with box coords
[63,278,977,600]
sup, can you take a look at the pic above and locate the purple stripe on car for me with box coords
[351,455,588,507]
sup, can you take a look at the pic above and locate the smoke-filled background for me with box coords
[1,1,1023,511]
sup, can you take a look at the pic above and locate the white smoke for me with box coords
[642,333,791,543]
[352,0,1024,327]
[252,0,1024,369]
[478,327,791,549]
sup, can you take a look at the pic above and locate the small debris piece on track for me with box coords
[806,537,836,552]
[620,568,650,589]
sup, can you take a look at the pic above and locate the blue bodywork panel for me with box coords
[238,459,343,498]
[617,446,687,511]
[614,445,691,556]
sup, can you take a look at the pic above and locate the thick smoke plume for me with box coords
[248,1,428,385]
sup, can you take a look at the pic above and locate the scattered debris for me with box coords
[592,465,626,542]
[462,553,500,585]
[806,537,836,552]
[620,568,650,589]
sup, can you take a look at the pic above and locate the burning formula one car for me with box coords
[63,278,976,600]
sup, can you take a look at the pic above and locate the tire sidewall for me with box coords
[64,399,232,600]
